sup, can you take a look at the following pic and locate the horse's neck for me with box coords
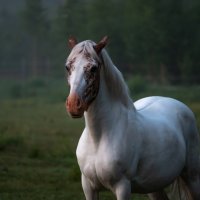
[84,68,134,143]
[100,50,134,109]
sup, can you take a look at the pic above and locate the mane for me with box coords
[68,40,134,109]
[100,49,134,109]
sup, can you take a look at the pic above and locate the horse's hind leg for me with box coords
[181,126,200,200]
[181,171,200,200]
[147,190,169,200]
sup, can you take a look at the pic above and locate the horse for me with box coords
[65,36,200,200]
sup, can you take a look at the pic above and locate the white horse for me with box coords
[65,36,200,200]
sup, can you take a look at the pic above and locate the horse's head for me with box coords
[65,36,108,118]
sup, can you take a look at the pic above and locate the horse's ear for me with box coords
[94,36,109,54]
[68,36,77,49]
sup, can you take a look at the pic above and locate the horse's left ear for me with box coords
[94,36,109,54]
[68,36,77,49]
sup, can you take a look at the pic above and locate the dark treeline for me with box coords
[0,0,200,84]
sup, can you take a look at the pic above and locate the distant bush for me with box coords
[10,84,23,98]
[28,148,41,159]
[28,78,47,88]
[7,78,67,101]
[0,135,24,152]
[127,75,147,95]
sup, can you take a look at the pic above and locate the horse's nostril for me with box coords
[77,98,82,109]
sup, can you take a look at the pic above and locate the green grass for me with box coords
[0,78,199,200]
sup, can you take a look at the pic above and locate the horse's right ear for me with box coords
[68,36,77,49]
[94,36,109,54]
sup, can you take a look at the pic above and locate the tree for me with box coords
[53,0,88,41]
[21,0,49,76]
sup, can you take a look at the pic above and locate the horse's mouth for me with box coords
[70,113,83,118]
[67,107,85,118]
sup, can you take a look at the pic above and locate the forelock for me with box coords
[68,40,101,64]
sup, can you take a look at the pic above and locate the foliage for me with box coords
[20,0,50,76]
[21,0,48,39]
[127,75,147,95]
[0,0,200,83]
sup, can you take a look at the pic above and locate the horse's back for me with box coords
[135,96,190,112]
[134,96,198,140]
[134,96,195,122]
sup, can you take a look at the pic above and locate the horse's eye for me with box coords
[90,66,98,73]
[65,65,70,73]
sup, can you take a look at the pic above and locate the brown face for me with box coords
[65,36,108,118]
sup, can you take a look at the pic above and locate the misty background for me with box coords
[1,0,200,84]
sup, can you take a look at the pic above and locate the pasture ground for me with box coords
[0,78,199,200]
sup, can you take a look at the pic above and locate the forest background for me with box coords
[1,0,200,84]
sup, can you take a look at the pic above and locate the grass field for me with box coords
[0,78,199,200]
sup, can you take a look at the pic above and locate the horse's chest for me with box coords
[81,155,100,185]
[77,145,123,189]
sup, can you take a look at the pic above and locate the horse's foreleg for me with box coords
[82,174,99,200]
[147,190,169,200]
[114,178,131,200]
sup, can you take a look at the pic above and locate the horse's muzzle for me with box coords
[66,93,87,118]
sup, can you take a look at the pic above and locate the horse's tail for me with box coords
[170,177,193,200]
